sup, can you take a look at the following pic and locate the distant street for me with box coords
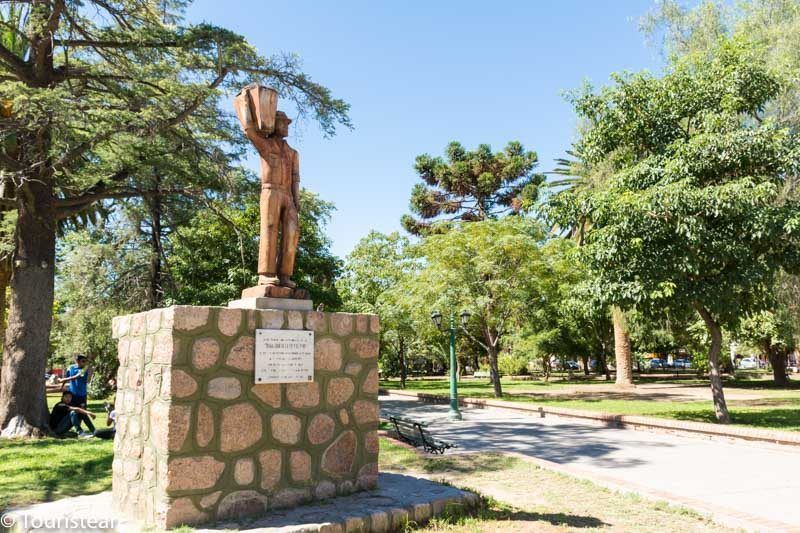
[382,394,800,530]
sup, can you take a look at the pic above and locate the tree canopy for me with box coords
[550,40,800,421]
[401,141,545,235]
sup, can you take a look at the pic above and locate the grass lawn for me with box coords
[380,439,728,532]
[0,395,114,511]
[382,377,800,431]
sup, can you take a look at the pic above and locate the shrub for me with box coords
[498,353,529,377]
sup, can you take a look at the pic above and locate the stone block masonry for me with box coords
[110,306,380,530]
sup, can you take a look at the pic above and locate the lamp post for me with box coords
[431,310,471,421]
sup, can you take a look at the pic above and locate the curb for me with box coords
[381,388,800,447]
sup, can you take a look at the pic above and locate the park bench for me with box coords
[387,415,455,454]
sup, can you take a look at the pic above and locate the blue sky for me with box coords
[189,0,664,257]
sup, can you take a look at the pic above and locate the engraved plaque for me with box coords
[255,329,315,384]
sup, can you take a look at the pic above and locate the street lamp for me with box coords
[431,309,470,421]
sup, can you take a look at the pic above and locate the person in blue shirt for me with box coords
[59,355,95,433]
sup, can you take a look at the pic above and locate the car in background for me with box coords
[739,357,759,370]
[564,360,580,371]
[674,358,692,369]
[649,358,664,369]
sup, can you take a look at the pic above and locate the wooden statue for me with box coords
[234,84,306,298]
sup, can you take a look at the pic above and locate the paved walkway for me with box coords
[382,394,800,531]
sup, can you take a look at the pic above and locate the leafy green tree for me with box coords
[551,41,800,422]
[0,0,349,436]
[337,231,416,387]
[401,141,545,235]
[642,0,800,388]
[512,238,610,379]
[736,273,800,385]
[51,226,151,397]
[168,189,341,308]
[408,217,548,396]
[549,148,635,386]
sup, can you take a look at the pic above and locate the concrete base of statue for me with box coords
[228,297,313,311]
[110,305,380,529]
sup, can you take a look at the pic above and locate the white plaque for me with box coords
[255,329,315,384]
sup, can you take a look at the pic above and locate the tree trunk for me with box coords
[612,306,634,387]
[146,174,164,309]
[0,179,56,437]
[580,354,589,376]
[599,341,611,380]
[768,347,788,387]
[694,303,731,423]
[0,263,11,381]
[487,344,502,397]
[399,336,406,389]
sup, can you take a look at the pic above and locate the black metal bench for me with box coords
[388,415,455,454]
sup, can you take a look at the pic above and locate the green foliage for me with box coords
[337,231,418,378]
[642,0,800,133]
[1,0,352,211]
[406,217,551,393]
[552,40,800,329]
[51,226,151,393]
[401,141,545,235]
[168,189,342,308]
[497,353,530,377]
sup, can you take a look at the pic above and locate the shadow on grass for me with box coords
[430,495,608,530]
[423,453,516,475]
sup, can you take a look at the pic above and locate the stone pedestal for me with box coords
[110,306,380,530]
[228,297,313,311]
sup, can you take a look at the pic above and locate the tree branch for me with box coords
[53,69,229,172]
[0,42,29,79]
[0,151,23,171]
[461,324,489,352]
[55,186,192,219]
[53,39,179,49]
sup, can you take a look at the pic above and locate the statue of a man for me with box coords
[234,85,300,289]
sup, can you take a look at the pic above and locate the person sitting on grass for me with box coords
[49,390,97,438]
[59,355,96,434]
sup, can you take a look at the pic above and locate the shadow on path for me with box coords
[381,397,673,470]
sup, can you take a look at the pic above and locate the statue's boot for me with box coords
[259,274,280,286]
[279,275,297,288]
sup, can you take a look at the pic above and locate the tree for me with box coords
[0,0,349,436]
[549,149,635,387]
[641,0,800,389]
[737,273,800,386]
[52,225,151,395]
[553,40,800,422]
[513,238,599,379]
[409,217,547,397]
[337,232,416,387]
[401,141,545,235]
[168,189,341,308]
